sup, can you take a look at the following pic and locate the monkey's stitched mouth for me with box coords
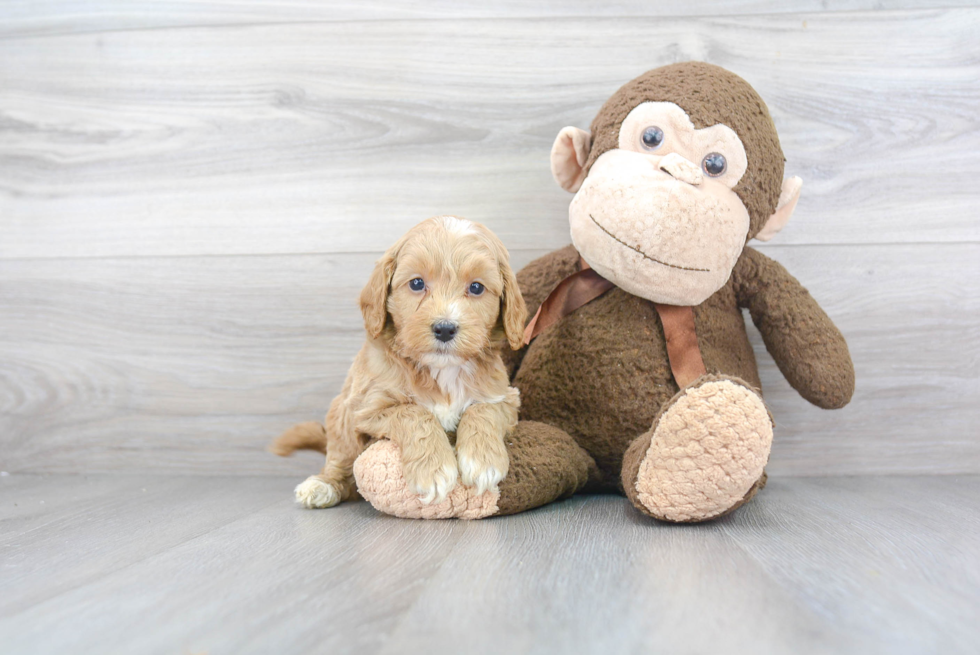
[589,214,710,273]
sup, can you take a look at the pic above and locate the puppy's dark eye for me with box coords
[703,153,727,177]
[409,278,425,292]
[468,282,485,296]
[641,126,664,150]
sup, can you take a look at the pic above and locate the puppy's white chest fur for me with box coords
[422,363,474,432]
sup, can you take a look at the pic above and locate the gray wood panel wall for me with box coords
[1,2,978,477]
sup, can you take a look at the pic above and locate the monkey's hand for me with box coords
[733,247,855,409]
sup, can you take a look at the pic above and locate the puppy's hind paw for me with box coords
[294,476,341,509]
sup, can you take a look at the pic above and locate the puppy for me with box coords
[271,216,527,508]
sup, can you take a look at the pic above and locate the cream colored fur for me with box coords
[272,216,527,508]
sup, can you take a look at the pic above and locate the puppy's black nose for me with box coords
[432,321,458,343]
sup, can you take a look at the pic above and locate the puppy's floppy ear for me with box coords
[474,222,527,350]
[491,243,527,350]
[500,259,527,350]
[359,244,399,339]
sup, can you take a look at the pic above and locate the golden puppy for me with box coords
[271,216,527,508]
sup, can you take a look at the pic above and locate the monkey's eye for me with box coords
[468,282,485,296]
[640,126,664,150]
[409,278,425,292]
[702,153,727,177]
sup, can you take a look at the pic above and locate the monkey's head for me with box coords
[551,62,802,306]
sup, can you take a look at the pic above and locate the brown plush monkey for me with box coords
[354,61,855,522]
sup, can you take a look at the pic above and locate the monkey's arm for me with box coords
[732,247,855,409]
[501,244,582,379]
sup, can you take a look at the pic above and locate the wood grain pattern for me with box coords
[2,474,978,653]
[2,9,979,260]
[0,475,288,615]
[2,244,977,476]
[2,1,977,38]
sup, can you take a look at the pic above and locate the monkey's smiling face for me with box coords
[568,102,751,306]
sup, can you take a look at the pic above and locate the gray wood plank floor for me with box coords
[1,473,977,654]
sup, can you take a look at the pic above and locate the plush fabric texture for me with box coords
[732,247,855,409]
[352,422,596,519]
[495,421,597,516]
[354,440,500,520]
[620,375,773,522]
[570,146,752,306]
[504,240,852,512]
[584,61,785,239]
[510,245,766,492]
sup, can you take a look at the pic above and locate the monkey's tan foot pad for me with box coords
[624,378,773,522]
[353,440,500,520]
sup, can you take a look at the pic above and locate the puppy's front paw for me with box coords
[294,476,341,509]
[457,437,509,496]
[403,443,458,505]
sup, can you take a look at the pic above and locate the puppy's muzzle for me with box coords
[432,321,458,343]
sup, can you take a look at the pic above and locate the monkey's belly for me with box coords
[514,289,676,489]
[513,286,761,490]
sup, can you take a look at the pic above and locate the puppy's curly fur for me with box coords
[271,216,527,508]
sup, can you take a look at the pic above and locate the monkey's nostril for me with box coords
[432,321,458,343]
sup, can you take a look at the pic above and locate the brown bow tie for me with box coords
[522,256,707,388]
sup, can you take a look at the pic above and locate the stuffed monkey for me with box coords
[354,61,855,522]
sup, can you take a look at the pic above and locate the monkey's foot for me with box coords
[622,376,772,522]
[353,440,500,520]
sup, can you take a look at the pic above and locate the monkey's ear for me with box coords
[359,247,399,339]
[551,127,592,193]
[755,176,803,242]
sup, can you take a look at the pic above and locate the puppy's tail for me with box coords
[269,421,327,456]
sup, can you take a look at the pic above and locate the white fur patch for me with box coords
[457,453,505,495]
[445,301,462,323]
[423,361,475,432]
[438,215,477,236]
[294,477,341,509]
[419,352,465,368]
[416,358,510,433]
[415,458,459,505]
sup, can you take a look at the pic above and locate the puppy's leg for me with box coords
[295,396,361,509]
[359,404,457,504]
[354,421,596,519]
[456,400,517,495]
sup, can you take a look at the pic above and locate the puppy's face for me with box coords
[360,216,527,364]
